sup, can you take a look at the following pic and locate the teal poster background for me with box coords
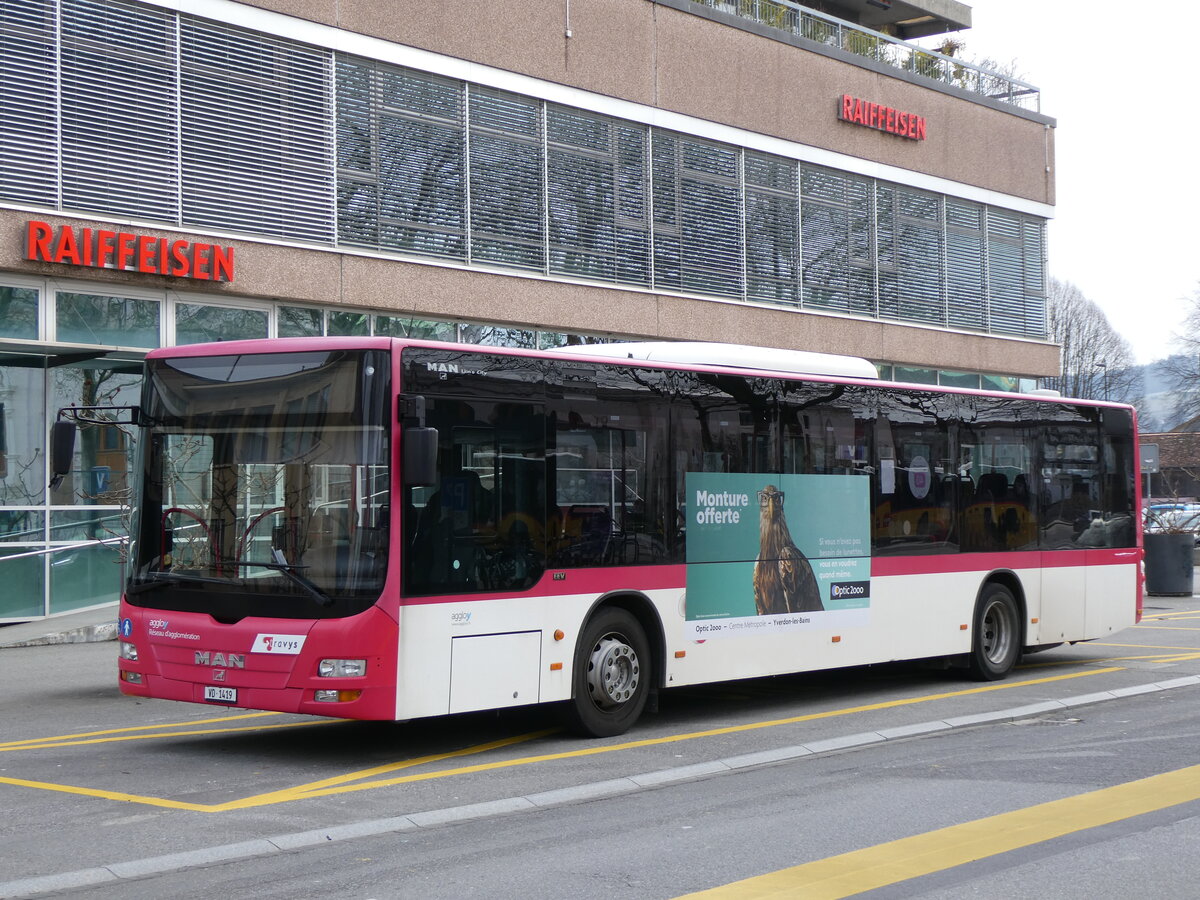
[686,472,870,622]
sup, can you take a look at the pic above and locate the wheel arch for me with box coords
[575,590,667,694]
[978,569,1029,647]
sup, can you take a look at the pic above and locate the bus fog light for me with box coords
[119,641,138,661]
[120,670,143,685]
[314,689,362,702]
[319,658,366,677]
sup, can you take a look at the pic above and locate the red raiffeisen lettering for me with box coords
[23,220,235,282]
[838,94,927,141]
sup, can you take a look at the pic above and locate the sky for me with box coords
[921,1,1196,365]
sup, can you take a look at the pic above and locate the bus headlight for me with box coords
[119,641,138,661]
[318,658,366,678]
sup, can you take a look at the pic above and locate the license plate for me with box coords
[204,685,237,704]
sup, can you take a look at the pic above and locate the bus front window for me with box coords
[128,350,390,619]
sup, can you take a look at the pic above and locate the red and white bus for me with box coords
[64,337,1141,737]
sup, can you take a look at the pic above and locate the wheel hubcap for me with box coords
[982,600,1013,664]
[586,635,640,709]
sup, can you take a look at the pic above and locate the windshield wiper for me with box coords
[126,570,234,595]
[236,551,334,607]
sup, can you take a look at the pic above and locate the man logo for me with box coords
[194,651,245,668]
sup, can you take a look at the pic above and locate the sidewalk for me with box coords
[0,604,118,649]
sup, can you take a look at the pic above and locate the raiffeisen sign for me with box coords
[838,94,927,141]
[23,220,235,282]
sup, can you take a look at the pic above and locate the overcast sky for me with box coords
[924,1,1196,365]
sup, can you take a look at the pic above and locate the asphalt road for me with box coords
[3,595,1200,898]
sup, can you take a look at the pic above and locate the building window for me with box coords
[179,16,334,242]
[800,166,873,315]
[745,151,800,305]
[175,302,267,344]
[373,316,457,340]
[877,185,944,327]
[468,87,546,271]
[0,286,39,340]
[547,105,650,286]
[652,131,743,299]
[278,306,323,337]
[337,57,467,259]
[60,0,179,221]
[55,291,160,347]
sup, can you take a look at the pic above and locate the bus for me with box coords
[52,337,1142,737]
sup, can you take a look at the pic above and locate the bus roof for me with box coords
[544,341,880,380]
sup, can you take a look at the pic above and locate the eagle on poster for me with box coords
[753,484,824,616]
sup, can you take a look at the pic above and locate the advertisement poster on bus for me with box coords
[685,472,870,639]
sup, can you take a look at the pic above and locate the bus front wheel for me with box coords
[568,607,651,738]
[968,583,1021,680]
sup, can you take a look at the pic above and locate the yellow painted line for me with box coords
[0,729,555,813]
[0,711,288,750]
[676,764,1200,899]
[0,719,339,753]
[212,729,560,811]
[1092,642,1200,652]
[0,666,1128,811]
[271,668,1128,802]
[0,775,214,812]
[1133,625,1200,632]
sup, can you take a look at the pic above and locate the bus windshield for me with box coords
[126,349,391,620]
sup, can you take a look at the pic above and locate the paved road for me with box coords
[3,596,1200,897]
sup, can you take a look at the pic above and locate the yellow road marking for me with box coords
[1133,625,1200,631]
[274,669,1130,801]
[0,666,1129,811]
[0,719,339,752]
[0,715,288,748]
[0,729,555,813]
[676,764,1200,898]
[1092,642,1200,651]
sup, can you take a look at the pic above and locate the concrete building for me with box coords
[0,0,1055,619]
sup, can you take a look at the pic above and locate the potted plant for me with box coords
[1143,501,1199,596]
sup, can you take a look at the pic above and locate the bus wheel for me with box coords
[968,583,1021,681]
[568,607,651,737]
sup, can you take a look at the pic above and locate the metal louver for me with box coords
[60,0,178,220]
[546,104,650,285]
[800,165,872,315]
[945,198,986,331]
[878,185,943,326]
[335,55,467,261]
[179,15,334,242]
[744,150,799,305]
[468,86,545,272]
[986,210,1025,336]
[0,0,58,206]
[652,130,742,299]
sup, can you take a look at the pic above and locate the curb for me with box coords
[0,622,117,650]
[2,674,1198,898]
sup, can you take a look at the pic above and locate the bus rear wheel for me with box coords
[568,607,651,737]
[968,583,1021,680]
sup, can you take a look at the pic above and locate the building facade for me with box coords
[0,0,1056,620]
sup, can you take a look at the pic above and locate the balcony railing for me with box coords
[686,0,1041,112]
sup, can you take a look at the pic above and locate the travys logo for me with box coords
[252,633,306,654]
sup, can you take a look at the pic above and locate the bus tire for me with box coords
[968,583,1021,681]
[568,607,651,738]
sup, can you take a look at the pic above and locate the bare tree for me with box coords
[1163,283,1200,426]
[1039,278,1138,402]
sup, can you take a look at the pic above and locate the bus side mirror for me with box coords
[49,421,77,489]
[403,427,438,487]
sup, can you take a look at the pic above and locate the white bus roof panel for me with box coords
[548,341,879,380]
